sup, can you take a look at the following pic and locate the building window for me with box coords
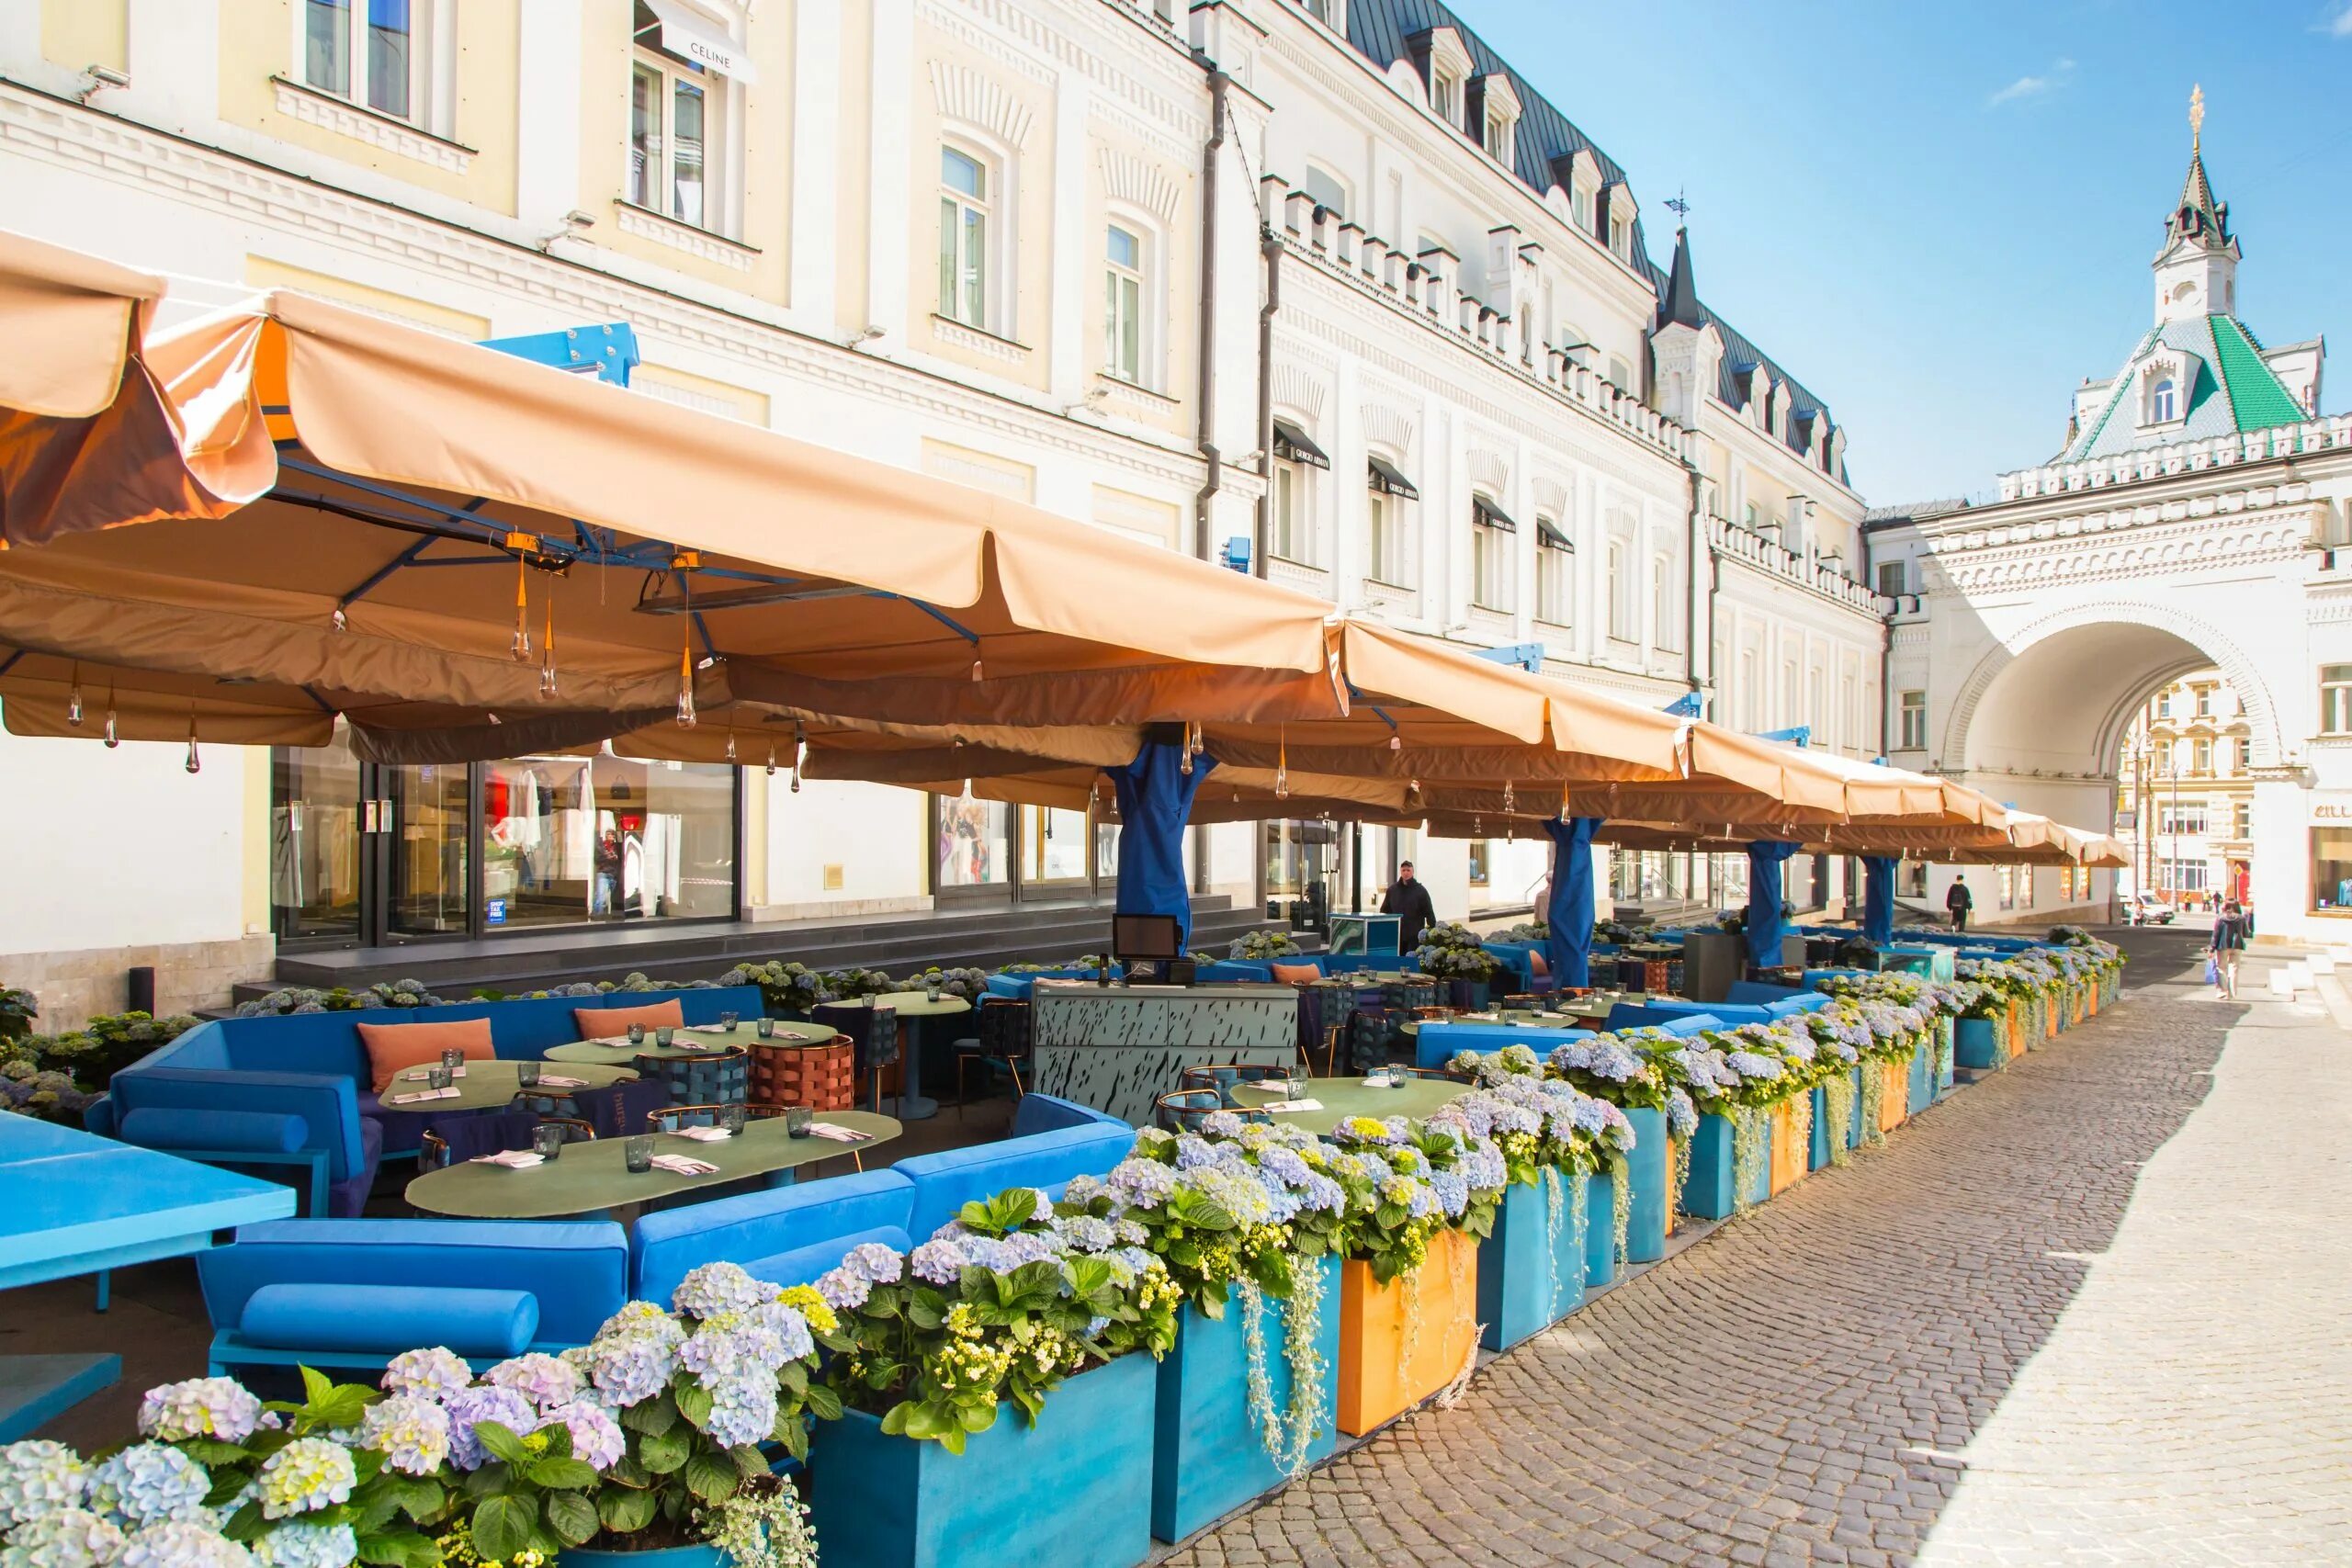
[938,146,995,329]
[1651,552,1679,651]
[629,11,726,231]
[1430,68,1463,126]
[1271,459,1306,564]
[1467,840,1489,886]
[1366,456,1417,585]
[1536,519,1573,625]
[2164,859,2209,894]
[2158,805,2208,835]
[1104,223,1145,383]
[2193,738,2212,774]
[2234,801,2251,839]
[1899,690,1928,750]
[1997,866,2016,910]
[1608,212,1628,258]
[1470,495,1514,611]
[1302,164,1349,220]
[2315,829,2352,910]
[2325,665,2352,734]
[2238,737,2253,770]
[304,0,419,120]
[1606,538,1634,640]
[2196,686,2213,716]
[2150,378,2177,423]
[1877,560,1906,598]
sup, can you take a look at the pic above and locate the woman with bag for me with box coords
[2209,900,2247,1000]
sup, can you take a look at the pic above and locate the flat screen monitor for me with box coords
[1112,914,1185,962]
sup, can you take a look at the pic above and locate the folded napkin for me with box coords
[805,1122,874,1144]
[399,1066,467,1082]
[671,1124,734,1142]
[1259,1098,1323,1113]
[535,1074,588,1089]
[649,1154,718,1176]
[469,1149,544,1168]
[686,1022,734,1033]
[385,1087,461,1106]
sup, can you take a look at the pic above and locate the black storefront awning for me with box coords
[1367,454,1419,500]
[1271,418,1330,469]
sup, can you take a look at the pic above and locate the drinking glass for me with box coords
[518,1062,542,1088]
[439,1048,466,1074]
[427,1066,451,1090]
[627,1022,646,1045]
[654,1026,675,1048]
[720,1105,748,1135]
[785,1107,813,1138]
[532,1123,566,1160]
[624,1135,654,1173]
[719,1010,740,1032]
[755,1018,777,1040]
[926,980,944,1003]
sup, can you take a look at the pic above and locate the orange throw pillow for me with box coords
[1529,951,1551,978]
[1269,963,1320,986]
[356,1017,495,1094]
[584,999,686,1041]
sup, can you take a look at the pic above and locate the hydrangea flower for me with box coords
[1198,1110,1245,1138]
[1054,1214,1115,1253]
[1104,1158,1178,1208]
[700,1375,778,1449]
[0,1441,89,1531]
[1724,1050,1784,1083]
[136,1379,263,1444]
[577,1331,677,1409]
[440,1386,536,1472]
[379,1348,470,1404]
[85,1445,209,1528]
[481,1352,584,1412]
[838,1243,904,1284]
[534,1403,625,1471]
[0,1506,124,1568]
[1172,1135,1221,1171]
[672,1262,769,1320]
[249,1520,357,1568]
[255,1439,355,1521]
[356,1395,450,1477]
[812,1264,871,1314]
[908,1238,967,1285]
[119,1520,254,1568]
[1666,1087,1699,1136]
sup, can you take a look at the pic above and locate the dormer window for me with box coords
[2138,352,2196,428]
[1411,26,1477,134]
[1431,68,1463,126]
[1469,72,1521,167]
[2151,378,2177,423]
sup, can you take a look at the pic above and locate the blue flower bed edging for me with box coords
[810,1349,1156,1568]
[1152,1254,1340,1542]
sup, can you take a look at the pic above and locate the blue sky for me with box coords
[1446,0,2352,503]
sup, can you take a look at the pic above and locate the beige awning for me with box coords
[0,230,164,420]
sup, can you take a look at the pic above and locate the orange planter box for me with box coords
[1337,1227,1481,1436]
[1767,1097,1805,1194]
[1877,1058,1908,1133]
[2007,1000,2028,1056]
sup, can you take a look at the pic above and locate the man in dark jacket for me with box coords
[1381,861,1438,952]
[1944,877,1973,932]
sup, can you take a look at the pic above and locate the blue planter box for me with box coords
[1955,1016,2000,1070]
[1622,1106,1668,1264]
[560,1550,725,1568]
[1583,1169,1616,1288]
[1476,1177,1584,1351]
[811,1350,1156,1568]
[1808,1084,1832,1170]
[1152,1255,1340,1542]
[1680,1111,1770,1219]
[1907,1043,1933,1115]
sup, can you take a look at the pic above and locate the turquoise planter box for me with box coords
[1583,1170,1615,1287]
[1936,1020,1955,1092]
[1152,1255,1340,1542]
[1907,1043,1933,1114]
[1808,1084,1832,1170]
[811,1350,1155,1568]
[1680,1112,1770,1219]
[1476,1177,1584,1351]
[560,1550,726,1568]
[1622,1106,1668,1263]
[1955,1016,2001,1070]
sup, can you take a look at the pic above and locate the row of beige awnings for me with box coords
[0,229,2123,864]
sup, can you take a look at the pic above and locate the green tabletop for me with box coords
[379,1060,636,1113]
[826,991,972,1021]
[403,1111,903,1219]
[544,1021,833,1067]
[1396,996,1643,1036]
[1238,1075,1466,1134]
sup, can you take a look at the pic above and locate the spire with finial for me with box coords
[2167,84,2229,254]
[2189,83,2204,154]
[1657,195,1704,332]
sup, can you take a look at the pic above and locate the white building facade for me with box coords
[1871,96,2349,940]
[0,0,1889,1023]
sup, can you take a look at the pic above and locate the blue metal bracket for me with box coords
[1755,725,1812,747]
[476,323,640,387]
[1659,691,1705,718]
[1472,642,1544,673]
[1220,536,1252,574]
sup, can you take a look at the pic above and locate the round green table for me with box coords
[1236,1075,1467,1134]
[543,1020,833,1068]
[821,992,972,1122]
[379,1060,636,1113]
[402,1111,903,1219]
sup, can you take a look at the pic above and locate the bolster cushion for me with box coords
[582,999,685,1040]
[1268,963,1320,986]
[120,1107,309,1156]
[240,1283,539,1358]
[355,1017,495,1094]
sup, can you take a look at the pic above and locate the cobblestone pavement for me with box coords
[1168,929,2311,1568]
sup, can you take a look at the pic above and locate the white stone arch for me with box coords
[1942,597,2287,775]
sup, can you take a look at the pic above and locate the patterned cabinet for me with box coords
[1030,982,1302,1125]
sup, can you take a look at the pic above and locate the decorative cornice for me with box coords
[1923,513,2308,597]
[1464,446,1510,493]
[612,201,759,271]
[1360,400,1417,458]
[929,61,1036,149]
[1269,363,1326,423]
[268,77,473,174]
[1098,145,1181,222]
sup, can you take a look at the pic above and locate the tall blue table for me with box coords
[0,1118,294,1438]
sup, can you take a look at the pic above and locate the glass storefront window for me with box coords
[2312,829,2352,911]
[481,754,736,929]
[936,795,1010,889]
[387,762,470,936]
[271,736,362,941]
[1023,806,1091,884]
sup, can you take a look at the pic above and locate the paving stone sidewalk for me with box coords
[1168,930,2274,1568]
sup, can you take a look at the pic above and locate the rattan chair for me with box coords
[953,998,1032,1118]
[1153,1088,1225,1133]
[1178,1063,1295,1095]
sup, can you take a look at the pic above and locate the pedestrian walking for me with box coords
[2209,899,2247,999]
[1944,877,1973,932]
[1380,860,1439,953]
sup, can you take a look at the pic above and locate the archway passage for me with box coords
[1962,622,2220,786]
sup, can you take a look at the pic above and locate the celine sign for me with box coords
[642,0,759,83]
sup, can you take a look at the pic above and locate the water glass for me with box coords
[720,1105,748,1135]
[624,1135,654,1173]
[427,1066,452,1090]
[719,1010,740,1032]
[654,1026,675,1048]
[785,1107,813,1138]
[926,981,943,1003]
[627,1022,646,1045]
[531,1123,566,1160]
[755,1018,777,1040]
[439,1048,466,1073]
[517,1062,542,1088]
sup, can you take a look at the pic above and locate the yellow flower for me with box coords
[779,1284,839,1336]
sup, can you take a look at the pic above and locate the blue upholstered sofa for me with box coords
[96,987,763,1216]
[1723,982,1832,1018]
[1600,1005,1724,1036]
[981,964,1125,1000]
[198,1218,631,1374]
[894,1093,1134,1240]
[1412,1020,1592,1069]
